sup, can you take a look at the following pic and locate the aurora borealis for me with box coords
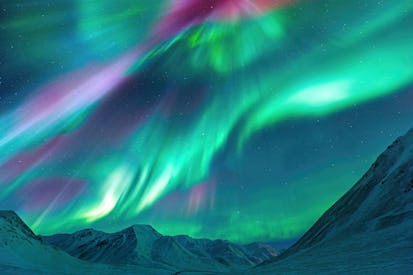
[1,0,413,245]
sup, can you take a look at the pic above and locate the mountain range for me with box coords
[40,224,277,271]
[0,210,277,274]
[2,128,413,274]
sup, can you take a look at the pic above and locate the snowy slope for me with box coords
[172,236,278,267]
[0,209,278,273]
[0,210,173,274]
[40,225,167,268]
[254,128,413,273]
[0,210,84,273]
[42,225,278,271]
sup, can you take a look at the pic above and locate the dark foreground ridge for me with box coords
[1,129,413,274]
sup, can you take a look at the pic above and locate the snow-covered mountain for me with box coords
[41,224,278,271]
[0,209,278,274]
[40,226,163,266]
[254,128,413,273]
[0,211,173,274]
[0,210,83,273]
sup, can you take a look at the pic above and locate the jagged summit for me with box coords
[41,221,278,271]
[0,210,277,273]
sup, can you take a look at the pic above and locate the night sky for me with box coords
[1,0,413,246]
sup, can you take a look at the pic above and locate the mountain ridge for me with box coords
[41,222,278,271]
[254,128,413,273]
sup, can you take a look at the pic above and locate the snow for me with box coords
[0,211,172,274]
[41,225,278,272]
[253,128,413,273]
[0,209,276,273]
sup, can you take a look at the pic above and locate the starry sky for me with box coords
[1,0,413,245]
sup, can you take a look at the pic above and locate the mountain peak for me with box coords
[128,224,158,234]
[0,210,37,241]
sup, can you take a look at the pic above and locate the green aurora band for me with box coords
[1,0,413,243]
